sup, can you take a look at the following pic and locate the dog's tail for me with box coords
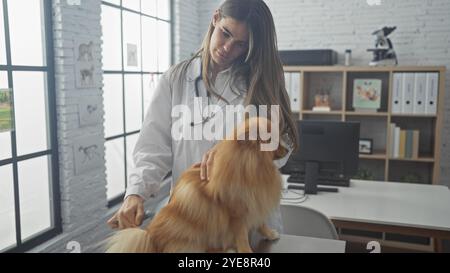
[105,228,153,253]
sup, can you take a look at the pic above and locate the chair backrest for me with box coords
[280,204,339,240]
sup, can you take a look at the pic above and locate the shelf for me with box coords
[346,111,388,117]
[283,65,446,73]
[283,65,444,185]
[389,157,434,163]
[302,110,342,115]
[388,160,434,184]
[360,152,386,160]
[391,113,437,118]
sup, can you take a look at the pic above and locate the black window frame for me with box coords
[0,0,61,253]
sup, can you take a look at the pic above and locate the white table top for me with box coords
[281,175,450,232]
[254,234,346,253]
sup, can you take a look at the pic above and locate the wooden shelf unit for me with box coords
[284,65,446,185]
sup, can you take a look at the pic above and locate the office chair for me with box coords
[280,204,339,240]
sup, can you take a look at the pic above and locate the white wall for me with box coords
[198,0,450,187]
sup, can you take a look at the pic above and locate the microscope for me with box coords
[367,26,398,66]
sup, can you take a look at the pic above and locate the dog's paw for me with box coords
[226,248,237,253]
[264,229,280,241]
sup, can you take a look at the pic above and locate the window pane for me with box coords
[157,21,170,72]
[13,72,48,156]
[141,0,157,17]
[103,74,124,138]
[142,17,158,72]
[106,138,125,200]
[8,0,45,66]
[101,5,122,71]
[157,0,170,20]
[0,131,11,161]
[125,74,142,132]
[0,2,6,65]
[0,71,8,89]
[126,133,139,177]
[122,0,140,12]
[0,72,11,160]
[18,156,52,241]
[0,165,16,251]
[123,11,141,71]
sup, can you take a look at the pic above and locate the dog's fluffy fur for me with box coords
[105,117,286,253]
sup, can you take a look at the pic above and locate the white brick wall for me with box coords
[41,0,110,252]
[199,0,450,186]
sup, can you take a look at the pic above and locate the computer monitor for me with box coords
[284,120,360,194]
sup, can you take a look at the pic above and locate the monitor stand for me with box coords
[303,161,338,194]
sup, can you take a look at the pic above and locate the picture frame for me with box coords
[359,138,373,154]
[74,38,96,89]
[127,43,138,67]
[78,97,102,127]
[352,79,382,112]
[73,135,103,175]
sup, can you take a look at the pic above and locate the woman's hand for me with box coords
[200,146,218,181]
[107,195,145,229]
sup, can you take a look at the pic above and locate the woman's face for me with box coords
[210,12,249,71]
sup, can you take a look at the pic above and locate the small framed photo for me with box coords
[359,139,373,154]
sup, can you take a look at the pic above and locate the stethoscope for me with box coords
[190,72,212,127]
[190,65,241,127]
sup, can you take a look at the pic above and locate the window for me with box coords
[101,0,172,206]
[0,0,60,252]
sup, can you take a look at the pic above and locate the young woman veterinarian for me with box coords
[108,0,298,247]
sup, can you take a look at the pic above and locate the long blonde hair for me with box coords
[172,0,298,150]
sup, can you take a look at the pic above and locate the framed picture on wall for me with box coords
[74,38,96,89]
[359,138,373,154]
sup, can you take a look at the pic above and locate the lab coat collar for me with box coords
[185,57,202,82]
[185,57,233,80]
[185,57,247,103]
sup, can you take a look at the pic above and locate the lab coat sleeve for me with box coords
[125,71,173,201]
[273,133,293,169]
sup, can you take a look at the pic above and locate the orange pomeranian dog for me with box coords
[105,117,287,253]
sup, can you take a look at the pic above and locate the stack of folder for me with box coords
[284,72,301,112]
[391,72,439,115]
[389,123,420,159]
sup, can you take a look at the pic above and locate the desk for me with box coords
[281,175,450,252]
[254,234,346,253]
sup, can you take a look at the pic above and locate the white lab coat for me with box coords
[126,57,292,243]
